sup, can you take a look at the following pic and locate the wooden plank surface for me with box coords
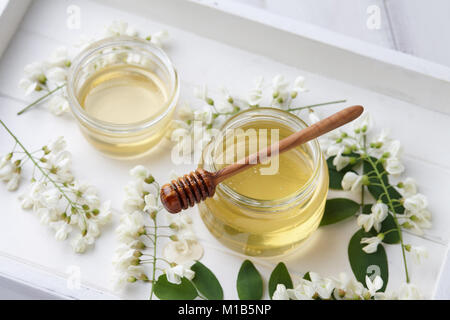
[236,0,450,68]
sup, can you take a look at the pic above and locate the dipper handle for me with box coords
[160,105,364,213]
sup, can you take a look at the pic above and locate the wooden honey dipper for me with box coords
[160,105,364,213]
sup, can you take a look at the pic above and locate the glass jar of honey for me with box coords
[67,36,179,158]
[198,108,328,257]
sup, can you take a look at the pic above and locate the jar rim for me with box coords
[66,36,179,134]
[203,107,323,210]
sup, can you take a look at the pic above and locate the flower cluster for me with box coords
[18,21,169,116]
[169,75,345,161]
[273,272,421,300]
[0,128,111,253]
[112,166,202,295]
[315,110,431,293]
[0,153,21,191]
[321,113,431,254]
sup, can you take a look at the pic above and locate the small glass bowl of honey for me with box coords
[67,36,179,159]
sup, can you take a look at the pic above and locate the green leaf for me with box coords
[378,214,400,244]
[327,157,345,190]
[320,198,360,226]
[153,274,198,300]
[237,260,263,300]
[363,157,404,214]
[268,262,293,298]
[191,261,223,300]
[348,229,388,291]
[303,272,311,281]
[328,168,346,190]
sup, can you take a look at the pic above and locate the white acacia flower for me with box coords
[333,273,365,300]
[129,165,151,181]
[247,77,263,106]
[291,76,308,96]
[177,229,197,242]
[48,136,67,153]
[0,158,14,182]
[163,240,204,264]
[333,153,350,171]
[272,75,289,97]
[272,284,289,300]
[365,275,383,296]
[6,172,20,191]
[50,221,72,240]
[194,85,209,101]
[341,172,363,191]
[71,234,95,253]
[46,95,69,116]
[45,67,67,84]
[47,46,71,68]
[19,62,48,95]
[361,234,383,254]
[219,86,233,103]
[409,209,432,231]
[150,30,169,47]
[357,203,388,232]
[309,272,335,299]
[385,157,404,175]
[385,140,402,159]
[194,106,213,125]
[41,188,60,208]
[87,221,101,238]
[308,110,321,124]
[19,78,39,96]
[398,177,417,197]
[165,264,195,285]
[72,181,100,208]
[353,112,372,133]
[112,244,139,271]
[410,246,428,264]
[44,151,73,183]
[403,194,428,213]
[177,104,194,121]
[396,283,422,300]
[143,193,159,213]
[287,279,316,300]
[19,181,45,209]
[123,185,145,214]
[116,212,145,244]
[37,207,55,225]
[112,265,146,291]
[105,21,138,37]
[166,213,192,230]
[93,201,113,226]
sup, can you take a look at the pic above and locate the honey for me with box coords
[199,108,328,257]
[67,37,179,158]
[78,65,169,125]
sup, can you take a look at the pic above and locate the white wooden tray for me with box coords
[0,0,449,299]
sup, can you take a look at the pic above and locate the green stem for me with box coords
[364,151,410,283]
[150,220,158,300]
[17,84,66,115]
[361,136,367,211]
[286,99,347,112]
[0,119,77,209]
